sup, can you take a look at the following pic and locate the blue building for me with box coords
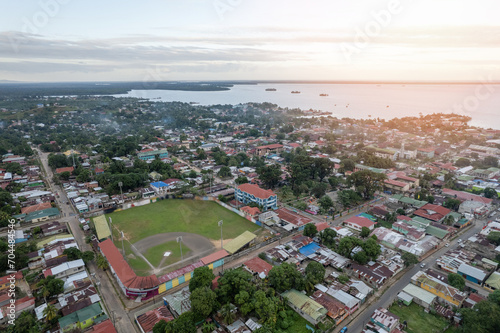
[458,263,487,285]
[236,183,277,211]
[137,149,169,161]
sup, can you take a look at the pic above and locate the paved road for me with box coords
[35,148,136,333]
[344,220,484,333]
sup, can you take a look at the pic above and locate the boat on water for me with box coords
[291,91,300,94]
[265,88,277,91]
[189,102,199,105]
[319,93,329,97]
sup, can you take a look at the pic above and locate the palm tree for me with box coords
[221,303,235,325]
[201,321,216,333]
[96,254,109,271]
[43,303,58,322]
[40,285,50,302]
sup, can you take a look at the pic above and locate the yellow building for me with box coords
[411,271,466,307]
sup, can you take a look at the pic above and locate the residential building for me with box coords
[243,257,273,278]
[137,149,169,161]
[43,259,85,281]
[236,183,277,210]
[457,263,488,285]
[413,204,451,223]
[58,302,106,332]
[343,216,377,232]
[255,144,283,156]
[411,271,466,307]
[311,290,348,325]
[370,308,400,333]
[281,289,327,325]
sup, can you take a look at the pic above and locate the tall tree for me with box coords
[257,165,282,189]
[347,170,386,199]
[190,286,217,319]
[189,266,215,292]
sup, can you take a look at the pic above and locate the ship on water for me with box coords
[319,93,328,97]
[265,88,277,91]
[291,91,300,94]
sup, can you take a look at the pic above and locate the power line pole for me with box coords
[108,217,113,242]
[121,231,125,255]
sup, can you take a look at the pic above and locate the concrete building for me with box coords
[236,183,277,210]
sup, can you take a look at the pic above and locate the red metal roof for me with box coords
[137,306,174,333]
[238,183,276,200]
[158,261,204,284]
[241,206,261,216]
[275,207,312,227]
[413,203,452,222]
[244,257,273,277]
[256,143,283,150]
[98,239,159,290]
[344,216,376,228]
[55,166,74,174]
[315,222,330,232]
[91,319,117,333]
[201,250,229,265]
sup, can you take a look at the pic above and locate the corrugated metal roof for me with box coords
[458,263,487,281]
[281,289,327,321]
[486,272,500,290]
[163,286,191,316]
[224,231,256,254]
[402,283,436,305]
[93,215,111,240]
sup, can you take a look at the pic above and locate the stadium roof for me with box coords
[201,249,228,265]
[99,239,159,290]
[224,231,256,254]
[93,215,111,241]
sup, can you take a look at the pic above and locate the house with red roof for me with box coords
[241,206,261,217]
[136,305,174,333]
[98,239,159,301]
[236,183,277,210]
[56,166,74,174]
[244,257,273,278]
[275,207,312,231]
[344,216,377,232]
[413,203,452,223]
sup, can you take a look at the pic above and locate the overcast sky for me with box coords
[1,0,499,82]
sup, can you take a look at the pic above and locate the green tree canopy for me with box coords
[189,266,215,292]
[190,286,218,319]
[268,262,304,293]
[448,273,465,291]
[303,223,318,238]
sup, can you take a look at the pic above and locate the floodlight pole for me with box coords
[177,236,183,261]
[121,231,125,255]
[218,220,223,249]
[108,217,113,242]
[118,181,123,203]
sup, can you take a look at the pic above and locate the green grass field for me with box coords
[389,303,450,333]
[105,200,261,275]
[144,241,191,267]
[108,199,260,243]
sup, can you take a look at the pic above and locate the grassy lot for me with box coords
[143,241,191,267]
[389,303,450,333]
[107,199,260,243]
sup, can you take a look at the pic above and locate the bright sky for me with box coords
[0,0,499,82]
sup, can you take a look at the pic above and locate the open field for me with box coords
[389,303,450,333]
[108,199,260,243]
[143,241,191,267]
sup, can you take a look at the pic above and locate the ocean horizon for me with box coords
[113,83,500,130]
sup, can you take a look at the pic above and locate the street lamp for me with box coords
[177,236,183,261]
[218,220,223,249]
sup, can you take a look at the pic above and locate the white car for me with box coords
[458,239,462,243]
[445,243,450,247]
[420,263,426,268]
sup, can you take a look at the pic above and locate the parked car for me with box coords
[420,263,426,268]
[340,327,348,333]
[445,243,450,247]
